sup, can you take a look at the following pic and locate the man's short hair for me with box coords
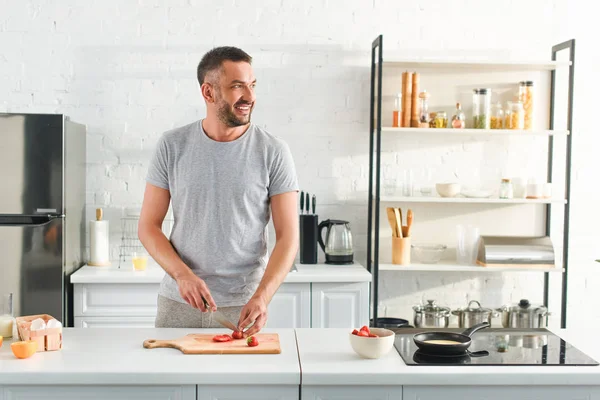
[197,46,252,85]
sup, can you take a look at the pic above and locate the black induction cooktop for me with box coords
[392,327,599,366]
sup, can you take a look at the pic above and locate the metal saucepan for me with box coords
[413,300,451,328]
[452,300,499,328]
[496,299,551,328]
[413,321,490,355]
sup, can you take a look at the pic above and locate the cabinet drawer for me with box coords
[74,316,157,328]
[74,283,160,317]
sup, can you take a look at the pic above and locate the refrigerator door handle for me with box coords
[0,214,65,226]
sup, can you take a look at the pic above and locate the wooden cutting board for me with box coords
[142,333,281,354]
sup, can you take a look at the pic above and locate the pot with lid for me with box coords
[452,300,499,329]
[413,300,450,328]
[497,299,551,328]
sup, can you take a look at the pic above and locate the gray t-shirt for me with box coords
[146,120,299,307]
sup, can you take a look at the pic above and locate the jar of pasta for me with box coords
[519,81,534,130]
[491,102,504,129]
[506,101,525,130]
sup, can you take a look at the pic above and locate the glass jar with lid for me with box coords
[472,88,491,129]
[499,178,513,199]
[518,81,534,130]
[490,102,504,129]
[506,101,525,129]
[434,111,447,128]
[418,91,430,128]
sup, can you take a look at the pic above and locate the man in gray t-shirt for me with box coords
[139,46,299,336]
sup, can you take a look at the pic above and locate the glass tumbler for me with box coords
[0,293,15,338]
[456,225,480,265]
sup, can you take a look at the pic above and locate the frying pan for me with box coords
[413,321,490,355]
[413,349,489,364]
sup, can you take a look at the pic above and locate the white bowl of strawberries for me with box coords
[349,325,395,359]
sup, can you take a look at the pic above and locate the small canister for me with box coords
[472,88,491,129]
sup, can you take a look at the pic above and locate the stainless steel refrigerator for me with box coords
[0,113,86,326]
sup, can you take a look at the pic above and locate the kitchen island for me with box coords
[2,328,600,400]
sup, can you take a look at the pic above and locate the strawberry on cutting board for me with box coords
[247,336,259,347]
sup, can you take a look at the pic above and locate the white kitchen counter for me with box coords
[70,262,371,284]
[0,328,299,385]
[295,328,600,386]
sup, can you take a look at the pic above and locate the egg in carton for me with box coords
[16,314,63,352]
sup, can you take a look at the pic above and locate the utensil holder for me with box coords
[392,236,411,265]
[299,214,318,264]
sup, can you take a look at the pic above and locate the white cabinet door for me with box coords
[302,385,402,399]
[197,385,298,400]
[311,282,369,328]
[266,283,311,328]
[0,385,195,400]
[74,316,156,328]
[403,386,600,400]
[74,283,160,317]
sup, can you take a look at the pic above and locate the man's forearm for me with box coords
[252,235,298,304]
[138,224,193,281]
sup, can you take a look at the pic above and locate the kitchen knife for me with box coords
[202,297,238,332]
[312,194,316,214]
[305,192,310,214]
[300,191,304,214]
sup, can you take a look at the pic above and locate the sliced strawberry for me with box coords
[212,334,232,342]
[247,336,259,347]
[351,329,359,335]
[368,333,379,338]
[357,330,369,337]
[232,331,243,340]
[360,325,370,334]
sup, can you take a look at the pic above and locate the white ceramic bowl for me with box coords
[436,183,461,198]
[348,328,395,359]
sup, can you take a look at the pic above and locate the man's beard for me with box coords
[216,98,253,127]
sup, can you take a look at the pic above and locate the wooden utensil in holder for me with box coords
[16,314,62,352]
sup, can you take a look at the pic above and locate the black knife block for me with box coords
[299,214,318,264]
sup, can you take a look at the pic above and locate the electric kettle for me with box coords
[317,219,354,264]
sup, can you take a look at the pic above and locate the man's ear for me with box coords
[201,82,215,103]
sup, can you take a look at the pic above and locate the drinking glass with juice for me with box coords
[132,252,148,271]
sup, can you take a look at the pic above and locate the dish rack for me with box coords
[16,314,62,352]
[118,215,174,268]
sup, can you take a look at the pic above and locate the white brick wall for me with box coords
[2,0,598,330]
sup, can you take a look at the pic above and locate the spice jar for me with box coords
[519,81,534,130]
[428,112,437,128]
[506,101,525,130]
[393,92,401,127]
[491,102,504,129]
[434,111,447,128]
[499,178,513,199]
[418,91,430,128]
[451,102,465,129]
[472,88,491,129]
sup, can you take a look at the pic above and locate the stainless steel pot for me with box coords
[452,300,499,328]
[496,299,551,328]
[413,300,450,328]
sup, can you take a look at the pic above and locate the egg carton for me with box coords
[16,314,62,352]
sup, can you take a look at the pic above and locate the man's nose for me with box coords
[242,85,256,103]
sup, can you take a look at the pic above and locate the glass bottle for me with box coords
[418,91,430,128]
[451,102,465,129]
[507,101,525,130]
[434,111,447,128]
[0,293,14,338]
[499,178,513,199]
[393,92,401,128]
[472,88,491,129]
[490,102,504,129]
[519,81,534,130]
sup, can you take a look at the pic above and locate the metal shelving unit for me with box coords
[367,34,576,329]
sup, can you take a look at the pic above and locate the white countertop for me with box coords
[0,328,299,385]
[295,328,600,386]
[70,262,371,284]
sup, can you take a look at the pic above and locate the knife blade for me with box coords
[312,194,316,214]
[305,192,310,214]
[202,297,238,332]
[300,191,304,214]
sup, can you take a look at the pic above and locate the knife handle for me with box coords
[305,192,310,214]
[312,195,316,214]
[300,191,304,214]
